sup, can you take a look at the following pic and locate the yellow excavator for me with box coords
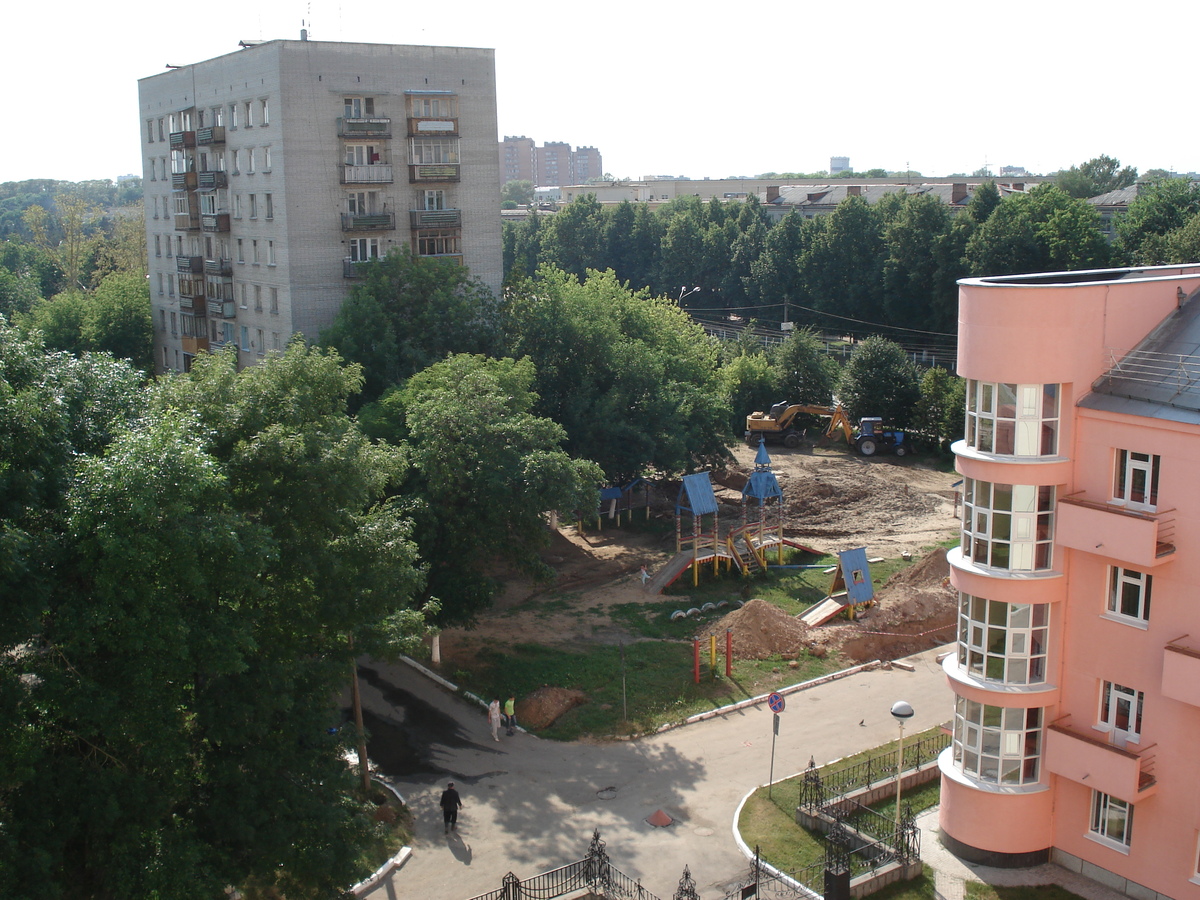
[745,402,855,449]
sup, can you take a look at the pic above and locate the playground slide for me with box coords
[644,551,695,594]
[799,595,846,628]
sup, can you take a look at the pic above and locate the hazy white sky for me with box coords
[3,0,1192,184]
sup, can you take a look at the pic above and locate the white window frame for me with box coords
[1090,791,1132,849]
[349,237,380,262]
[1099,681,1144,746]
[966,381,1060,457]
[240,325,250,352]
[1114,450,1160,511]
[260,98,269,125]
[962,479,1055,572]
[1107,566,1152,624]
[957,594,1048,685]
[952,697,1043,786]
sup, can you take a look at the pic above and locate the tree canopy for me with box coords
[1055,155,1138,199]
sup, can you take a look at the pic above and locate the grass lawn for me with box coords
[964,886,1087,900]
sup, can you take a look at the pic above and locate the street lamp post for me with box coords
[890,700,914,829]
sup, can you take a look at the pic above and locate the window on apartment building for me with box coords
[952,697,1043,785]
[159,309,167,333]
[162,346,169,370]
[229,104,238,129]
[239,283,248,309]
[344,97,375,118]
[961,479,1055,572]
[212,106,223,127]
[268,241,276,265]
[167,274,175,297]
[415,229,460,257]
[347,191,376,215]
[240,325,250,352]
[263,147,271,171]
[234,194,242,219]
[244,102,253,127]
[175,236,184,257]
[199,193,218,216]
[1100,681,1144,746]
[152,197,159,219]
[1107,566,1152,623]
[157,118,165,141]
[410,137,459,165]
[260,99,269,125]
[345,144,382,167]
[272,332,281,350]
[148,158,156,182]
[1114,450,1159,510]
[966,381,1060,457]
[256,329,264,356]
[423,190,447,210]
[349,237,380,262]
[170,311,178,335]
[254,284,262,312]
[195,109,205,129]
[249,194,258,219]
[156,273,164,295]
[232,150,241,174]
[252,240,260,264]
[1090,791,1132,848]
[270,286,279,314]
[265,193,273,219]
[181,314,199,337]
[247,149,255,174]
[409,95,456,118]
[957,594,1048,685]
[222,322,235,345]
[237,238,244,263]
[154,235,161,257]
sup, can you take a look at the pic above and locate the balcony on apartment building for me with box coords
[172,171,198,191]
[1056,493,1176,568]
[341,164,394,184]
[408,164,459,183]
[201,213,231,233]
[1044,717,1157,803]
[205,257,233,276]
[409,208,461,229]
[207,298,236,319]
[178,278,206,310]
[338,117,392,138]
[198,170,228,191]
[407,116,458,136]
[175,255,204,274]
[1162,639,1200,706]
[341,212,396,232]
[181,335,209,355]
[343,257,374,278]
[169,131,196,149]
[196,126,225,145]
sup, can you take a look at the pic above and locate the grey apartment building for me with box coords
[140,38,502,373]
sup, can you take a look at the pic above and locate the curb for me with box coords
[398,656,528,735]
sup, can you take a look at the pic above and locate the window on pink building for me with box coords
[1100,681,1144,746]
[957,594,1048,684]
[1107,566,1151,623]
[966,381,1059,456]
[1090,791,1132,848]
[952,698,1043,785]
[962,480,1056,571]
[1114,449,1159,511]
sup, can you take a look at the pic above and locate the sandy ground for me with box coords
[437,444,961,679]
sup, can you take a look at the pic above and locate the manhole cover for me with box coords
[693,827,714,837]
[596,787,618,800]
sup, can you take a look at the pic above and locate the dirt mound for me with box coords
[707,599,812,660]
[882,546,951,591]
[517,687,587,730]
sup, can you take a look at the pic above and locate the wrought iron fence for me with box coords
[799,729,950,807]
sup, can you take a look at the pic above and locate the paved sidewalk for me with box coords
[361,647,953,900]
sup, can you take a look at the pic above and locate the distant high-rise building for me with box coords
[499,137,603,188]
[830,156,851,175]
[140,38,502,374]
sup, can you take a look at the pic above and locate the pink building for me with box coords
[940,264,1200,900]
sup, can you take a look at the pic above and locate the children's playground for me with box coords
[435,440,960,681]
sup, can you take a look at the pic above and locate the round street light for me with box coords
[890,701,914,828]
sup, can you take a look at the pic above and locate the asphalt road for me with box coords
[357,646,955,900]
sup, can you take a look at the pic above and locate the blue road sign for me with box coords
[767,692,785,713]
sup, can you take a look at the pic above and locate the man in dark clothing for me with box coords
[440,782,463,833]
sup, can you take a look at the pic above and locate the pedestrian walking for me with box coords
[639,564,649,585]
[440,782,463,833]
[487,698,502,742]
[504,695,517,736]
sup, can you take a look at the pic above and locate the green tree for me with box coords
[539,194,606,280]
[0,266,41,319]
[1,334,426,898]
[85,271,153,369]
[1114,178,1200,265]
[390,354,603,624]
[1055,155,1138,199]
[913,366,965,451]
[720,351,779,437]
[799,196,885,321]
[966,181,1001,223]
[504,267,729,480]
[880,193,959,332]
[501,179,535,206]
[771,327,839,407]
[322,248,499,404]
[836,335,921,427]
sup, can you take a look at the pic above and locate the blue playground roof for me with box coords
[677,473,718,516]
[744,470,783,501]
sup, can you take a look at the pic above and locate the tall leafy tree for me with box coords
[539,194,606,280]
[771,327,839,407]
[322,248,499,405]
[799,195,885,321]
[1055,155,1138,199]
[880,193,960,333]
[384,354,602,625]
[504,267,729,480]
[836,335,921,427]
[1114,177,1200,265]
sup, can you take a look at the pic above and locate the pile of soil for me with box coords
[706,599,813,660]
[517,687,587,730]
